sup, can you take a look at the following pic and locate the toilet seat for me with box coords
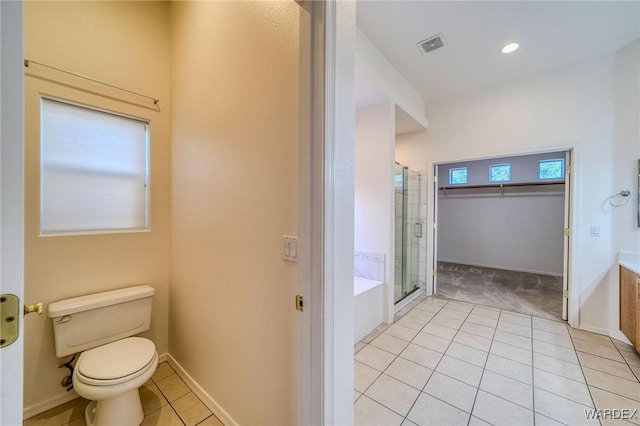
[76,337,156,386]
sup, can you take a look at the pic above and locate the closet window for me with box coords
[489,163,511,182]
[449,167,468,185]
[40,98,149,234]
[539,159,565,180]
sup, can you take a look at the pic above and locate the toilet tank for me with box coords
[48,285,154,358]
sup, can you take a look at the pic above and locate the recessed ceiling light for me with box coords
[502,42,519,54]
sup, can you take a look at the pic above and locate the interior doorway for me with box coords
[430,150,572,321]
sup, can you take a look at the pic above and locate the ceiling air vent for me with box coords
[417,34,444,55]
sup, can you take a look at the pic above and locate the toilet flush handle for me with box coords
[24,303,43,316]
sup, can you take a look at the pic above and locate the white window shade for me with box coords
[41,98,149,234]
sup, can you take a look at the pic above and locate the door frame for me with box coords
[0,1,25,425]
[427,146,578,327]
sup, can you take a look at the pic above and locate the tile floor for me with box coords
[24,362,224,426]
[355,296,640,426]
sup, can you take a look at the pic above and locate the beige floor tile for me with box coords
[376,323,391,332]
[533,328,574,349]
[453,331,492,352]
[621,350,640,368]
[24,397,89,426]
[532,318,569,336]
[430,314,464,330]
[355,390,362,402]
[533,340,578,364]
[465,314,498,329]
[439,307,470,320]
[140,405,184,426]
[499,312,532,327]
[422,322,458,340]
[570,328,615,347]
[361,329,382,343]
[402,420,419,426]
[172,392,212,426]
[612,338,635,353]
[396,316,429,331]
[485,353,533,385]
[355,360,382,392]
[411,331,451,353]
[413,302,443,315]
[140,380,170,415]
[436,355,484,387]
[460,322,495,339]
[444,300,475,313]
[590,387,640,425]
[371,333,409,355]
[534,368,593,406]
[493,329,532,351]
[355,340,367,353]
[573,339,625,362]
[480,370,533,409]
[577,351,636,380]
[490,340,533,366]
[355,344,396,372]
[407,393,470,426]
[468,416,492,426]
[472,390,534,426]
[354,395,404,426]
[385,324,420,342]
[424,372,477,413]
[533,352,585,382]
[446,342,488,368]
[497,320,532,338]
[405,309,436,322]
[583,367,640,401]
[152,362,176,383]
[534,412,565,426]
[196,415,225,426]
[385,357,433,390]
[534,388,598,425]
[365,374,421,416]
[155,373,191,402]
[400,343,443,370]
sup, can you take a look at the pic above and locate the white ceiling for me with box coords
[356,1,640,105]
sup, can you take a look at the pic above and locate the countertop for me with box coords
[620,252,640,275]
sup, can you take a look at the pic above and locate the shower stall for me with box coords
[394,162,426,305]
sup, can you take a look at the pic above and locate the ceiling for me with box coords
[356,1,640,105]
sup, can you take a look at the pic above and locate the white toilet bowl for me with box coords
[72,337,158,426]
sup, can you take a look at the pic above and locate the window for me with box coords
[490,163,511,182]
[449,167,468,185]
[41,98,149,234]
[539,158,565,180]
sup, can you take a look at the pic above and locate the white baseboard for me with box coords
[166,354,238,426]
[438,259,563,277]
[23,389,80,420]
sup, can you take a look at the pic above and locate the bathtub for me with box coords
[354,277,384,343]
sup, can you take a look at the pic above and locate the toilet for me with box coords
[48,285,158,426]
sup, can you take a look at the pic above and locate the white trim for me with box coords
[166,354,238,426]
[393,289,424,313]
[437,259,563,278]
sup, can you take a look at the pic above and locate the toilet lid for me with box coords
[77,337,156,380]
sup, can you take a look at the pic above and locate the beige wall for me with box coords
[23,1,171,413]
[169,2,299,425]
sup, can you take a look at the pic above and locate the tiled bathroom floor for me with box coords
[355,296,640,425]
[24,362,224,426]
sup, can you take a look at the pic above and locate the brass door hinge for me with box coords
[566,165,571,175]
[563,290,569,299]
[295,295,304,312]
[564,228,570,236]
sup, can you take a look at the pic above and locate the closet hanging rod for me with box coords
[24,59,159,106]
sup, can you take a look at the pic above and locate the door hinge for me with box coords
[0,294,20,348]
[434,222,437,230]
[563,290,569,299]
[565,165,571,175]
[432,270,437,277]
[564,228,570,236]
[295,295,304,312]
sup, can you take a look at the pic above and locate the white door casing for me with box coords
[0,1,25,425]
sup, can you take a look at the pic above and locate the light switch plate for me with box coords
[282,236,298,263]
